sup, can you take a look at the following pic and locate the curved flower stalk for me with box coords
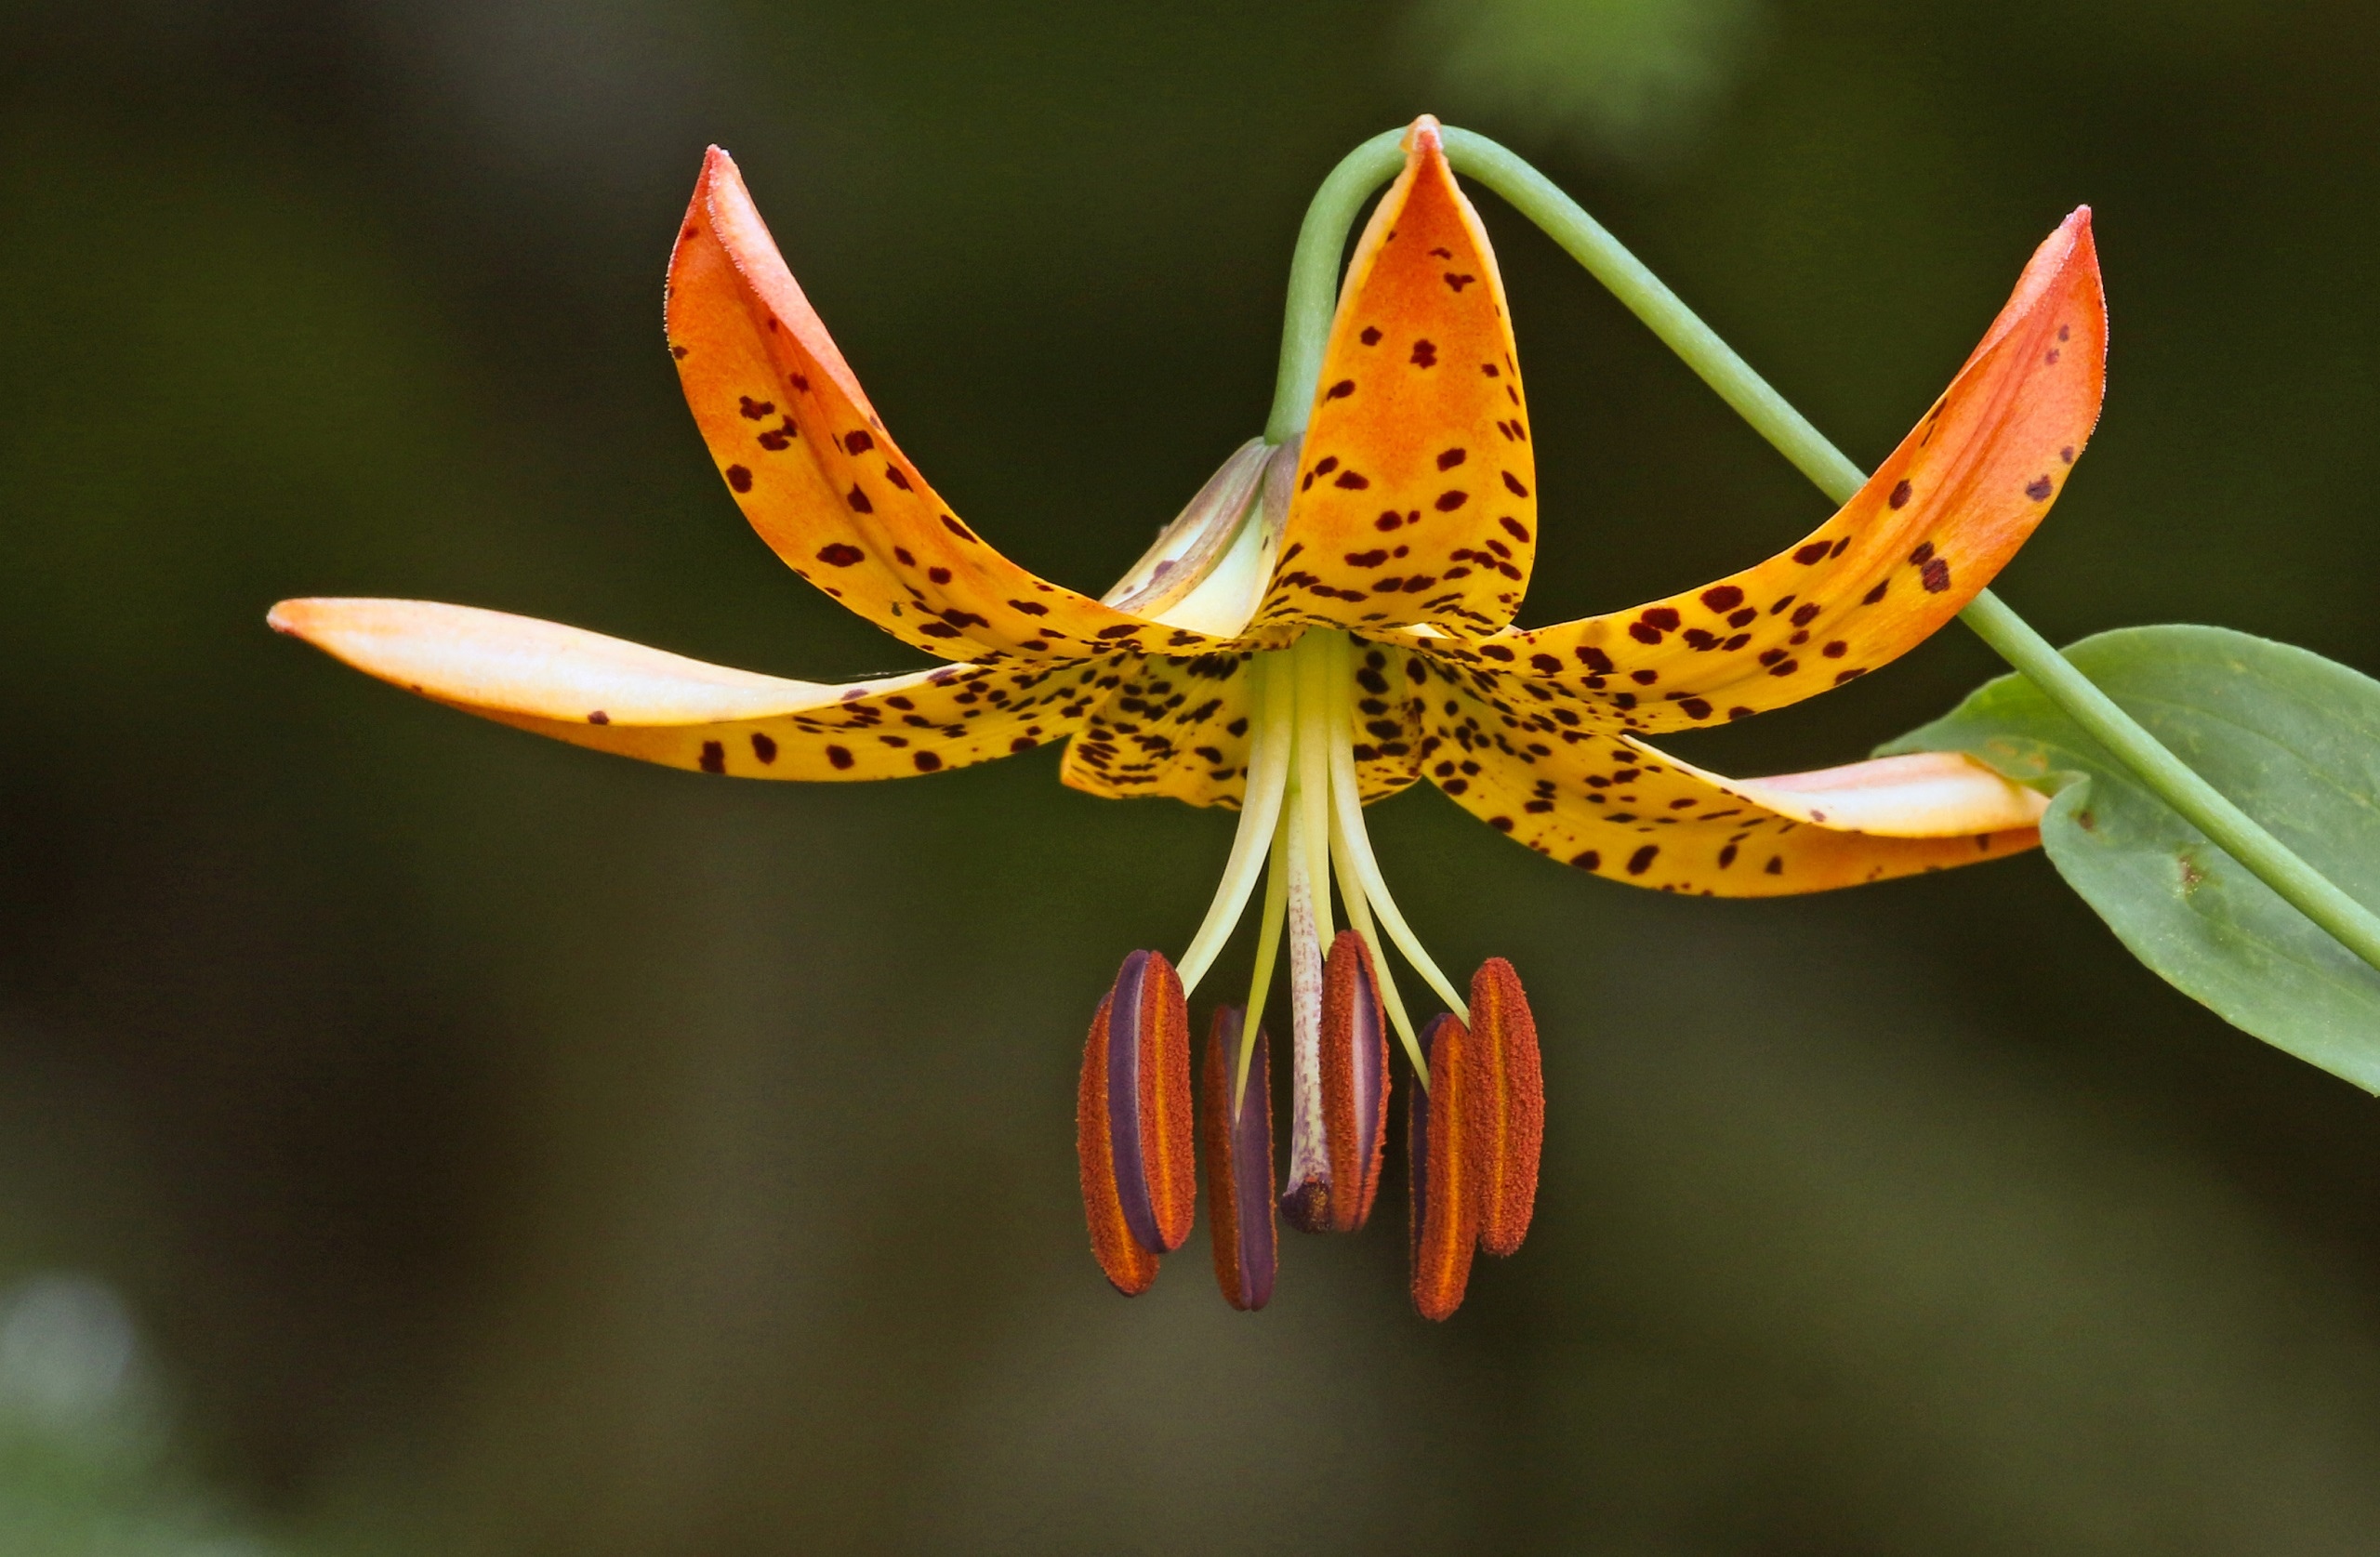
[271,118,2104,1316]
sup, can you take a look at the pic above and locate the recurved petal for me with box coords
[268,598,1090,781]
[1200,1007,1277,1312]
[1058,651,1258,806]
[1252,117,1537,640]
[1393,209,2105,733]
[669,148,1239,664]
[1421,672,2038,895]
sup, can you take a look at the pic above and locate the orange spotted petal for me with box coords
[267,598,1091,781]
[1058,650,1258,806]
[1253,116,1537,640]
[1395,208,2105,734]
[1408,1012,1478,1322]
[1463,959,1542,1259]
[1421,671,2039,894]
[669,148,1240,665]
[1078,988,1160,1296]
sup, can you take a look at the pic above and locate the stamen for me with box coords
[1466,957,1544,1259]
[1408,1012,1478,1321]
[1317,635,1427,1082]
[1319,930,1390,1232]
[1322,647,1467,1017]
[1235,808,1290,1117]
[1176,653,1294,994]
[1077,982,1158,1296]
[1088,950,1196,1267]
[1201,1006,1276,1311]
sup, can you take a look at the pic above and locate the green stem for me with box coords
[1265,125,2380,980]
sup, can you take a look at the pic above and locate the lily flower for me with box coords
[269,118,2105,1316]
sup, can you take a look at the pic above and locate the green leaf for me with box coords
[1883,625,2380,1091]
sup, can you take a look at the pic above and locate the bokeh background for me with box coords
[6,0,2380,1550]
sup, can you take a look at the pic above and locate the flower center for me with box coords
[1172,627,1467,1116]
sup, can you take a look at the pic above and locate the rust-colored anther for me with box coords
[1465,957,1543,1258]
[1300,929,1389,1234]
[1200,1007,1276,1312]
[1078,988,1157,1295]
[1108,949,1194,1253]
[1408,1012,1478,1321]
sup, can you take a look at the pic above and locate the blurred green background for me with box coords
[6,0,2380,1551]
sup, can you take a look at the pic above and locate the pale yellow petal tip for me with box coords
[1401,114,1445,158]
[1733,750,2050,838]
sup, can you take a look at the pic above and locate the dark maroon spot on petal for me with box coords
[846,485,872,512]
[1009,599,1048,615]
[1344,549,1389,567]
[1444,272,1475,291]
[1477,644,1515,662]
[1410,340,1438,368]
[1791,602,1820,627]
[1700,585,1744,614]
[1920,558,1951,593]
[1577,647,1614,674]
[1625,845,1659,876]
[1435,490,1468,511]
[1436,447,1466,470]
[842,430,874,455]
[1629,623,1662,644]
[1718,844,1739,868]
[1335,470,1370,489]
[738,396,774,420]
[1570,851,1600,870]
[1793,541,1831,565]
[1728,706,1753,720]
[825,746,854,770]
[816,543,864,567]
[788,373,810,392]
[669,345,688,360]
[1766,658,1799,677]
[699,741,726,774]
[1500,517,1531,543]
[1360,325,1382,345]
[1834,668,1866,685]
[913,751,943,772]
[1889,480,1912,509]
[1326,379,1356,401]
[1375,512,1404,531]
[1861,579,1888,605]
[1822,640,1848,658]
[1678,697,1712,719]
[1529,653,1561,675]
[942,515,978,541]
[1909,542,1935,566]
[587,710,609,725]
[1765,856,1783,875]
[750,732,778,764]
[2060,445,2075,465]
[2025,476,2055,501]
[726,465,753,493]
[884,466,912,491]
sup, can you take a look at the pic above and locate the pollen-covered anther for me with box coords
[1077,950,1194,1295]
[1283,930,1390,1234]
[1201,1007,1276,1312]
[1409,1012,1478,1321]
[1465,957,1543,1258]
